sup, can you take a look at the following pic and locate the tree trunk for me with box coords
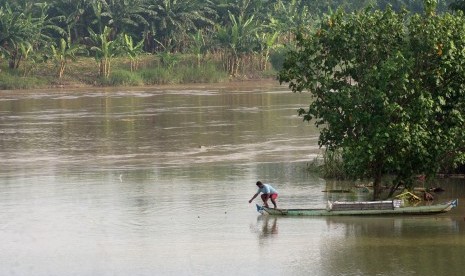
[9,51,20,69]
[99,61,104,77]
[263,50,269,71]
[387,182,401,199]
[58,59,66,79]
[9,59,15,69]
[106,59,111,78]
[372,173,383,200]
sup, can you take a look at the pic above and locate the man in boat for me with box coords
[249,181,278,208]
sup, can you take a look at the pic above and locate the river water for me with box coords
[1,81,464,276]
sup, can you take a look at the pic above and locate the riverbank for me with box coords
[0,55,278,90]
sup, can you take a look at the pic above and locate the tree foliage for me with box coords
[0,2,60,68]
[88,26,119,78]
[0,0,458,78]
[215,12,259,76]
[278,4,465,199]
[50,37,87,78]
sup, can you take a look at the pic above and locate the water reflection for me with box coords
[323,216,461,237]
[252,215,279,241]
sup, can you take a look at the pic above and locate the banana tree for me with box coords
[88,26,120,78]
[256,31,279,71]
[271,0,316,44]
[121,33,144,71]
[90,0,104,34]
[100,0,150,38]
[145,0,215,52]
[190,30,206,68]
[50,37,87,78]
[1,2,64,71]
[0,4,36,69]
[215,12,259,76]
[48,0,91,43]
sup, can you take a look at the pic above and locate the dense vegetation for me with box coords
[0,0,457,88]
[279,0,465,199]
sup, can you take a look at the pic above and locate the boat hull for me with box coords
[257,199,458,216]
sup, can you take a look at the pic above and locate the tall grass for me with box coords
[99,70,144,86]
[0,70,47,89]
[307,149,348,179]
[1,54,266,90]
[139,67,176,85]
[139,62,227,85]
[176,63,228,83]
[321,149,347,179]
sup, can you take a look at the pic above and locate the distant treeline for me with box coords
[0,0,459,79]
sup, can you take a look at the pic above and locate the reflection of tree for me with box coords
[315,217,462,275]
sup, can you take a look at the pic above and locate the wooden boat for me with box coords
[256,199,458,216]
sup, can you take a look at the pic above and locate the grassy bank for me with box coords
[0,54,277,90]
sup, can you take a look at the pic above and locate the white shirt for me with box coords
[257,184,277,194]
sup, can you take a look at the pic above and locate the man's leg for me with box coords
[261,194,269,207]
[270,194,278,208]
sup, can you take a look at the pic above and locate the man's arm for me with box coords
[249,193,259,203]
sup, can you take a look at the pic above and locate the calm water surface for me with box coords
[1,81,464,276]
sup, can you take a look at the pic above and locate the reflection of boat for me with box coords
[256,199,458,216]
[257,216,278,237]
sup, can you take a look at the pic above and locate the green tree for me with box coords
[256,31,279,71]
[120,33,144,71]
[215,12,259,76]
[278,5,465,200]
[100,0,150,38]
[0,4,34,69]
[145,0,215,52]
[88,26,120,78]
[0,2,61,70]
[190,29,206,68]
[271,0,316,44]
[90,0,105,34]
[48,0,91,43]
[50,37,87,78]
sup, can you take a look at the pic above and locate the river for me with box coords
[1,81,464,275]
